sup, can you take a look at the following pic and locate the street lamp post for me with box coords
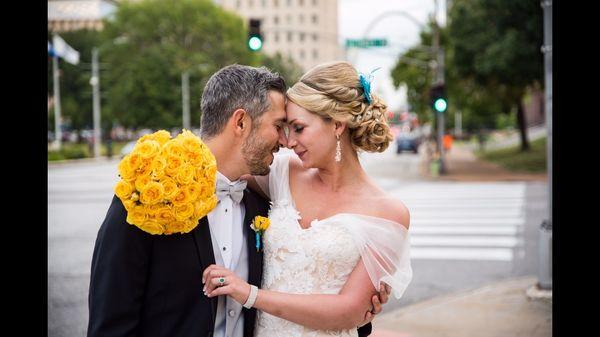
[538,0,552,291]
[91,48,101,158]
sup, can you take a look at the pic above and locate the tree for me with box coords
[48,29,103,136]
[100,0,260,129]
[259,52,303,87]
[448,0,543,150]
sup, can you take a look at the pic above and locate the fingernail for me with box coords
[203,286,206,292]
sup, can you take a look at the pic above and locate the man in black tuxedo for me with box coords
[87,64,386,337]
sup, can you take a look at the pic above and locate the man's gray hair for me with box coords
[200,64,286,139]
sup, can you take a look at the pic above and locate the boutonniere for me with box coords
[251,216,270,252]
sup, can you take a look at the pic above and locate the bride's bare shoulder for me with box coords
[373,193,410,230]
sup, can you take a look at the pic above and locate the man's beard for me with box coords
[241,128,278,176]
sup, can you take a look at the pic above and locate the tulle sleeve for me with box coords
[339,213,412,299]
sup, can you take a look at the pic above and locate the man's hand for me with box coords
[358,282,392,327]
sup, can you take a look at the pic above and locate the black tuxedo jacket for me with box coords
[87,191,372,337]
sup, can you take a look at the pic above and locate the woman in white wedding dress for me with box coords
[203,61,412,337]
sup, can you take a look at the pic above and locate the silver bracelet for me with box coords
[243,285,259,309]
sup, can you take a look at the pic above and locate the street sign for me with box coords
[345,38,388,48]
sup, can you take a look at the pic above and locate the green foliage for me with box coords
[477,137,547,172]
[48,29,104,131]
[100,0,260,129]
[259,52,303,87]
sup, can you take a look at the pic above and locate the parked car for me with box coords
[396,130,421,154]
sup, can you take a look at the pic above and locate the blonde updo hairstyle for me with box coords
[286,61,393,153]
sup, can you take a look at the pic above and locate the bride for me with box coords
[202,61,412,337]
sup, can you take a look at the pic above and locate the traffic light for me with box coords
[248,19,263,51]
[429,83,447,113]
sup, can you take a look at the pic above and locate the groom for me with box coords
[87,64,386,337]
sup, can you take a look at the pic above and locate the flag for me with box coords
[52,34,80,65]
[48,41,55,57]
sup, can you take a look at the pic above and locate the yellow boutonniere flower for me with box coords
[251,216,270,251]
[115,129,217,235]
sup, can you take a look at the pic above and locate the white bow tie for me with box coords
[215,179,247,203]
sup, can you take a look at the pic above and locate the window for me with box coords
[286,15,291,24]
[248,0,253,8]
[236,0,241,8]
[313,49,318,59]
[313,0,318,5]
[274,32,280,42]
[262,0,266,7]
[300,49,305,59]
[273,0,279,7]
[287,32,293,42]
[299,14,304,23]
[287,0,293,6]
[312,33,318,41]
[299,33,305,42]
[311,14,317,24]
[299,0,304,6]
[274,16,279,24]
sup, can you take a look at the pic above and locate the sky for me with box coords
[339,0,447,111]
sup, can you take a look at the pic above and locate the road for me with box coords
[48,145,547,336]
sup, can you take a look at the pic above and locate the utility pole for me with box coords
[432,0,446,173]
[182,70,191,130]
[52,51,62,150]
[91,47,101,158]
[538,0,552,291]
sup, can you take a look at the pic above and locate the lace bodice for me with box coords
[254,154,412,337]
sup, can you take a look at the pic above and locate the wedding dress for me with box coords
[254,153,412,337]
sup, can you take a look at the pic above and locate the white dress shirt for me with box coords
[207,172,247,337]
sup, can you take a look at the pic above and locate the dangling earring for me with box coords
[335,134,341,162]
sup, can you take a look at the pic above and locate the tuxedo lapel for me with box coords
[242,190,263,287]
[191,216,218,324]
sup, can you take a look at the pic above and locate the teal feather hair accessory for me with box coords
[358,67,381,105]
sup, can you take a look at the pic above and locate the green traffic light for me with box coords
[434,98,447,112]
[248,36,262,51]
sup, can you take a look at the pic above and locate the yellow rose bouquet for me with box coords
[114,129,218,235]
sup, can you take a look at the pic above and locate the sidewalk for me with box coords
[420,143,547,182]
[371,277,552,337]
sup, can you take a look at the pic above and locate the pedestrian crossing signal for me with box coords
[248,19,263,51]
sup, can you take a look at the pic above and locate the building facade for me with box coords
[218,0,342,71]
[48,0,117,32]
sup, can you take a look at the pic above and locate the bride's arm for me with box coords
[240,174,269,199]
[203,260,377,330]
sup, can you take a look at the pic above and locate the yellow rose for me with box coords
[138,218,165,235]
[174,203,195,221]
[179,130,202,153]
[134,174,152,191]
[144,203,164,217]
[126,205,147,225]
[184,182,202,200]
[114,180,134,200]
[252,216,270,232]
[130,192,139,202]
[175,164,196,185]
[150,157,167,180]
[134,140,161,159]
[152,130,172,145]
[136,158,153,176]
[156,205,175,223]
[139,181,165,205]
[118,156,136,181]
[194,195,218,218]
[183,219,199,232]
[121,199,136,211]
[127,153,143,171]
[165,220,186,235]
[171,187,191,206]
[165,156,184,176]
[164,140,186,159]
[160,177,179,200]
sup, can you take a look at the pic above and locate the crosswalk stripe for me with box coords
[410,247,514,261]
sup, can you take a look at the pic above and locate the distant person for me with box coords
[443,134,453,152]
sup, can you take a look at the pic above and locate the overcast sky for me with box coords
[339,0,447,111]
